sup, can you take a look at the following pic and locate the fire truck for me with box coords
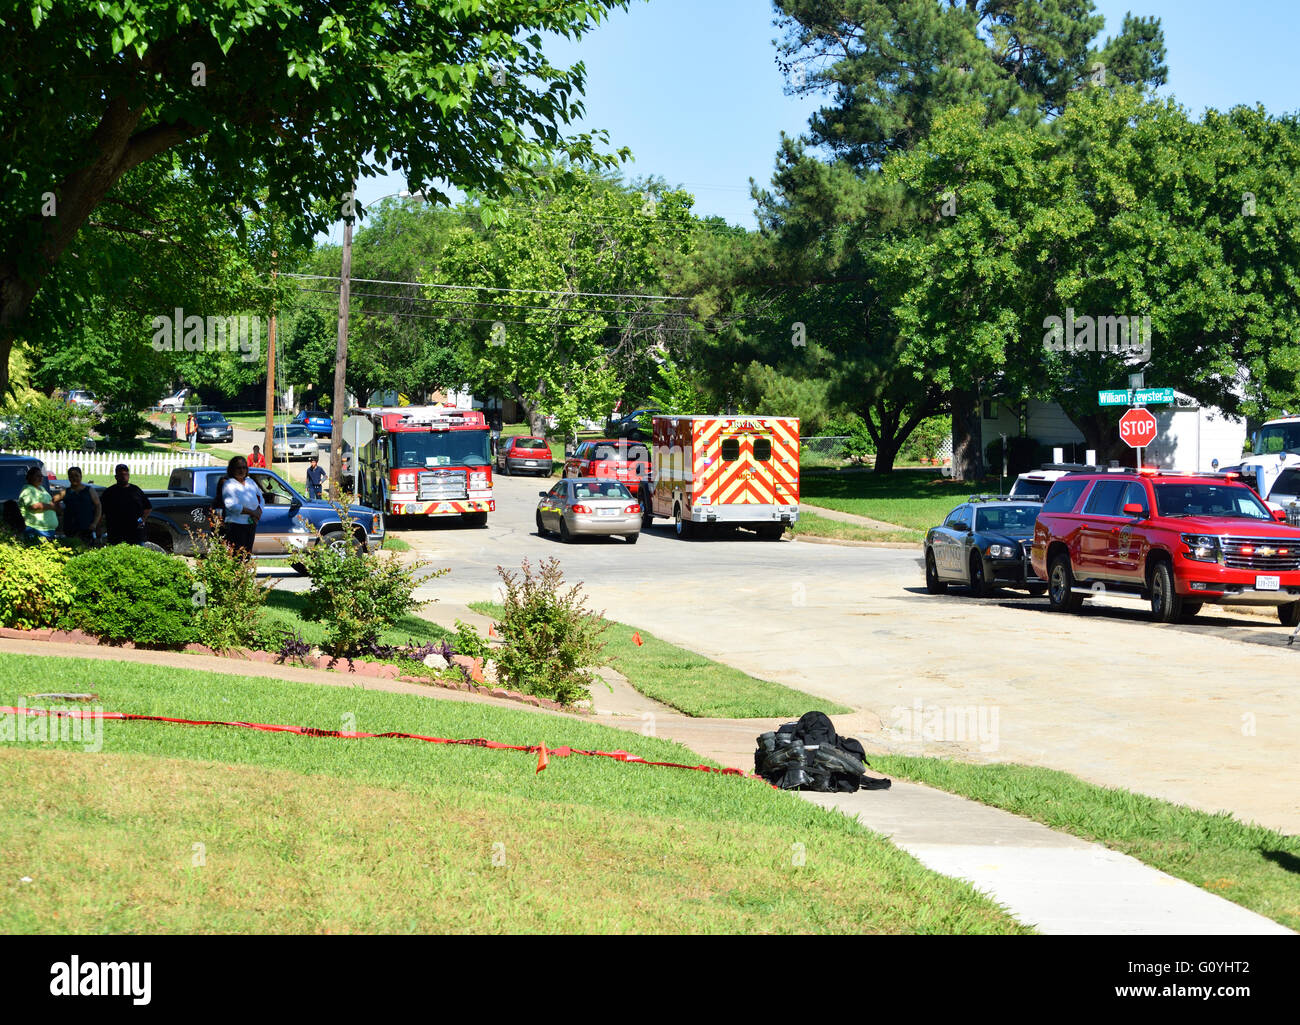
[354,406,494,526]
[650,415,800,539]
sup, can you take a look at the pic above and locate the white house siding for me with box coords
[1145,401,1247,473]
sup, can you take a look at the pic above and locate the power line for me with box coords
[291,285,695,319]
[283,272,691,303]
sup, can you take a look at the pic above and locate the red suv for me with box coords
[1031,470,1300,624]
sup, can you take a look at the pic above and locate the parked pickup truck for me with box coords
[133,466,385,561]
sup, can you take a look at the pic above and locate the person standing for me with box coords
[18,466,61,542]
[99,464,152,545]
[305,455,325,502]
[61,466,102,544]
[186,412,197,452]
[169,411,178,443]
[488,407,503,458]
[249,445,267,469]
[219,456,263,555]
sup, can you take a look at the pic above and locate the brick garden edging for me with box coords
[0,627,578,714]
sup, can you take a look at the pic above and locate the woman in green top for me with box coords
[19,466,61,541]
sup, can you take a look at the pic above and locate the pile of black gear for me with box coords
[755,712,892,792]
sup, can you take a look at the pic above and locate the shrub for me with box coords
[99,404,149,447]
[902,415,952,464]
[64,545,198,646]
[0,538,74,629]
[489,558,610,707]
[1,395,96,450]
[825,413,876,464]
[192,534,272,652]
[290,505,440,655]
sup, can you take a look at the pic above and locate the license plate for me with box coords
[1257,575,1281,591]
[599,508,619,518]
[525,461,538,466]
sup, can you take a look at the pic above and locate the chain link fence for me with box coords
[800,436,857,468]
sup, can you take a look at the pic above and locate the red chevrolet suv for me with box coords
[1031,470,1300,624]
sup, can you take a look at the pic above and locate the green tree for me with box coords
[438,171,700,435]
[0,0,633,396]
[764,0,1169,477]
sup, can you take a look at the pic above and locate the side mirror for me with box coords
[1123,503,1145,517]
[539,491,549,498]
[1273,508,1288,523]
[952,522,969,533]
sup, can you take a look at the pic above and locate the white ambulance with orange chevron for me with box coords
[649,415,800,539]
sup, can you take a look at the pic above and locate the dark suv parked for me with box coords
[1031,470,1300,624]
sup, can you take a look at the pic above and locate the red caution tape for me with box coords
[1,706,771,785]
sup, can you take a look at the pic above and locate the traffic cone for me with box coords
[632,632,644,647]
[488,624,498,639]
[536,744,549,774]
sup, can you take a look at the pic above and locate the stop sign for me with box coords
[1119,407,1158,449]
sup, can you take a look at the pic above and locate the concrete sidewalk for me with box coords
[439,604,1290,935]
[4,614,1292,936]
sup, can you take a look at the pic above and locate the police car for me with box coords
[925,496,1046,597]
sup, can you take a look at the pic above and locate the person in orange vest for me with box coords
[248,444,267,469]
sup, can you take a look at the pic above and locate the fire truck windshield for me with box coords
[392,431,491,469]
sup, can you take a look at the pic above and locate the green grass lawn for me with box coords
[471,602,849,719]
[262,588,452,651]
[789,511,924,545]
[801,472,993,532]
[0,655,1023,934]
[871,754,1300,931]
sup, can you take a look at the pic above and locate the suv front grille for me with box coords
[1221,536,1300,571]
[419,470,467,502]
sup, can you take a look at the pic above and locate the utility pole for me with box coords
[329,181,356,500]
[263,249,277,462]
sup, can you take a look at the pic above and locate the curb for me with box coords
[793,536,923,551]
[0,627,577,714]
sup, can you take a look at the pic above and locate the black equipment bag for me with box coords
[754,711,891,792]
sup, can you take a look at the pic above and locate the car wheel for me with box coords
[535,511,547,537]
[1026,583,1047,597]
[1278,601,1300,627]
[559,518,572,544]
[968,552,992,597]
[674,504,692,540]
[1048,553,1084,613]
[758,524,784,541]
[1148,560,1183,623]
[925,552,948,595]
[503,462,511,476]
[321,529,362,556]
[625,533,640,545]
[463,512,489,528]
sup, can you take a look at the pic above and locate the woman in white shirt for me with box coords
[219,456,263,555]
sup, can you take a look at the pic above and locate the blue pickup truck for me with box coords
[139,466,385,563]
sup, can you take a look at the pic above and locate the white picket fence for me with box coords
[13,449,219,478]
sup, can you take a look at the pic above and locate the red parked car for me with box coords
[1031,469,1300,624]
[562,438,652,490]
[496,436,554,477]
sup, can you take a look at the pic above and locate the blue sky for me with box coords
[339,0,1300,241]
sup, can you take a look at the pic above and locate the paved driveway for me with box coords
[359,472,1300,833]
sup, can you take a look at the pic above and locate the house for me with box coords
[952,395,1246,473]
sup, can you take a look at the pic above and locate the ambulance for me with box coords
[354,406,494,526]
[649,415,800,539]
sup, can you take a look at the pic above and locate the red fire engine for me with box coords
[354,406,494,526]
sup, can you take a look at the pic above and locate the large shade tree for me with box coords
[0,0,632,396]
[761,0,1169,477]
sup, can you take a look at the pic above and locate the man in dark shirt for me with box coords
[99,464,152,545]
[305,455,325,501]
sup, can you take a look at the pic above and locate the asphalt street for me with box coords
[276,469,1300,834]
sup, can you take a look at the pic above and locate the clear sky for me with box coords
[337,0,1300,242]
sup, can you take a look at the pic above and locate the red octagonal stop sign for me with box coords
[1119,407,1158,449]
